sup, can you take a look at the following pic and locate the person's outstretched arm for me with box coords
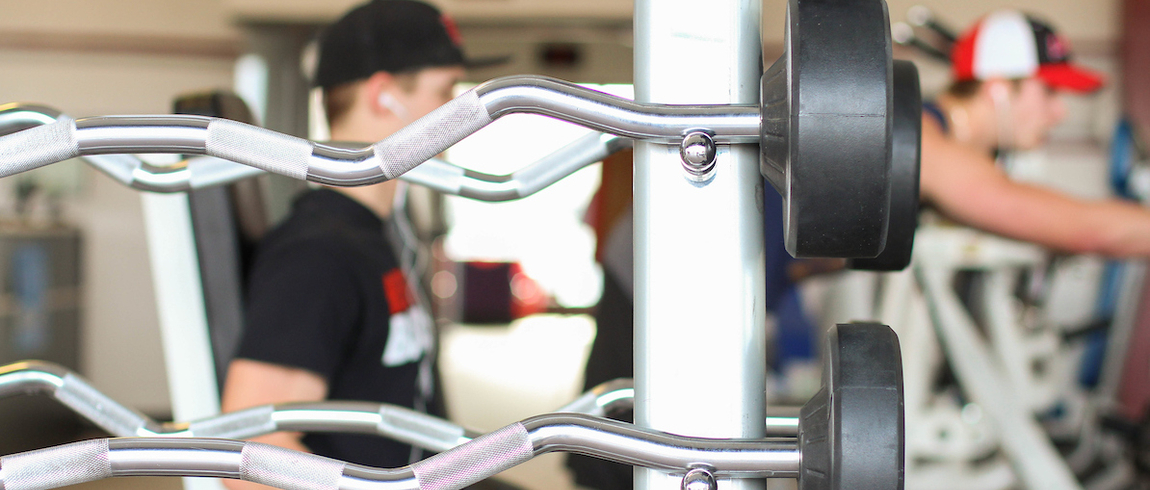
[919,115,1150,257]
[219,359,328,490]
[218,236,356,490]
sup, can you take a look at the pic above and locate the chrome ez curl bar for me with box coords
[0,77,752,187]
[0,103,629,201]
[0,360,798,447]
[0,366,804,490]
[0,361,633,452]
[0,103,264,193]
[0,324,896,490]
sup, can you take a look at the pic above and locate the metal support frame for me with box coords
[912,227,1082,490]
[633,2,766,490]
[139,191,225,490]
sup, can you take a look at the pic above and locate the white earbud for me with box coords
[378,92,411,122]
[988,82,1015,150]
[988,82,1011,105]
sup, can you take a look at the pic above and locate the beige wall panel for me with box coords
[0,0,238,39]
[0,49,234,414]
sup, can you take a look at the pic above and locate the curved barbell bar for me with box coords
[474,76,759,143]
[0,75,753,187]
[0,360,799,446]
[0,361,637,452]
[0,103,630,200]
[0,103,62,133]
[0,103,245,193]
[404,131,631,201]
[0,413,798,490]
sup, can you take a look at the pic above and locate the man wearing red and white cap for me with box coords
[921,10,1150,256]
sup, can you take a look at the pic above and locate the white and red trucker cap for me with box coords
[951,10,1104,93]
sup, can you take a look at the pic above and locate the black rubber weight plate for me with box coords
[760,0,893,258]
[849,59,923,271]
[799,323,905,490]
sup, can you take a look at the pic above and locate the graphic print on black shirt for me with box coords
[381,268,434,367]
[236,189,436,468]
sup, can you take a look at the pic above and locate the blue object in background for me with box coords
[12,243,50,355]
[763,183,815,370]
[1078,120,1147,386]
[1078,261,1123,388]
[1110,118,1139,200]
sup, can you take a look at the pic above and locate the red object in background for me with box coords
[1117,270,1150,422]
[1115,0,1150,423]
[456,261,548,324]
[1123,0,1150,145]
[428,237,576,325]
[509,263,548,319]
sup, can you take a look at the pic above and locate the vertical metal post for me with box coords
[633,1,765,490]
[140,191,224,490]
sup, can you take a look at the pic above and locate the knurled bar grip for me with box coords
[205,120,313,180]
[188,405,278,439]
[410,423,533,490]
[0,117,78,179]
[379,406,471,453]
[55,373,151,437]
[205,90,492,183]
[372,90,491,180]
[0,439,111,490]
[240,444,345,490]
[182,89,488,184]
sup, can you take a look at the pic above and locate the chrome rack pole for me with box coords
[633,2,766,490]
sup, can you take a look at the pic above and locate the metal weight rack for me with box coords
[0,1,913,489]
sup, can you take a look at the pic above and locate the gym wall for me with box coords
[0,0,239,415]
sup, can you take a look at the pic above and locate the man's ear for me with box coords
[363,71,398,116]
[981,78,1014,103]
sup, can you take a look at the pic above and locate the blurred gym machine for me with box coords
[0,227,81,454]
[826,7,1147,490]
[0,111,84,453]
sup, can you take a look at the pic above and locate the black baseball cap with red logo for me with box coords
[314,0,505,89]
[951,10,1104,93]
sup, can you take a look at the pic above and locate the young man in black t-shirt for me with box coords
[220,0,478,482]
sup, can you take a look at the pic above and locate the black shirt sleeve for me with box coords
[237,237,361,380]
